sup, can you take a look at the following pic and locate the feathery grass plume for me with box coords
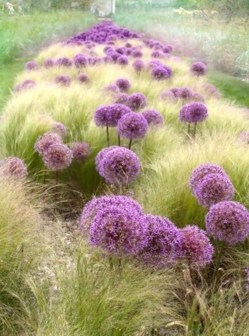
[205,201,249,245]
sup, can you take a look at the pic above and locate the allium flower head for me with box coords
[77,73,89,83]
[151,66,172,80]
[44,58,54,68]
[118,113,148,139]
[189,163,227,194]
[89,206,147,255]
[139,215,181,266]
[205,201,249,245]
[15,80,36,92]
[52,122,67,137]
[71,142,91,160]
[115,78,131,92]
[179,225,214,267]
[79,195,143,233]
[117,55,129,66]
[55,75,71,87]
[104,84,119,93]
[203,83,221,98]
[179,102,208,123]
[95,146,119,171]
[178,87,193,100]
[191,61,207,76]
[127,92,147,111]
[115,93,129,105]
[131,49,143,58]
[35,132,62,155]
[25,61,39,71]
[195,173,234,207]
[132,60,145,73]
[142,110,164,126]
[96,146,140,185]
[0,157,28,179]
[74,54,88,68]
[94,104,131,127]
[42,143,73,171]
[151,50,164,58]
[55,57,72,67]
[163,45,173,53]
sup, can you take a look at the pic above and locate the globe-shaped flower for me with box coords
[131,49,143,58]
[151,50,164,58]
[55,57,72,67]
[15,80,36,92]
[191,61,207,77]
[55,75,71,87]
[179,225,214,268]
[0,157,28,179]
[179,102,208,123]
[127,93,147,111]
[189,163,227,194]
[115,78,131,92]
[79,195,143,233]
[77,73,89,84]
[52,122,67,138]
[117,55,129,66]
[89,206,147,255]
[115,93,129,105]
[163,45,173,54]
[74,54,88,68]
[205,201,249,245]
[95,146,119,171]
[151,66,172,80]
[132,60,145,73]
[96,146,140,185]
[203,83,221,98]
[25,61,39,71]
[138,215,181,266]
[42,143,73,171]
[94,104,131,128]
[71,142,91,160]
[34,132,62,155]
[195,173,234,208]
[118,113,148,141]
[142,110,164,126]
[44,58,54,68]
[178,87,193,100]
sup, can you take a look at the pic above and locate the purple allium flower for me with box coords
[189,163,227,194]
[195,173,234,208]
[115,93,129,105]
[55,75,71,87]
[44,58,54,68]
[25,61,39,71]
[125,42,132,48]
[192,92,205,102]
[34,132,62,155]
[160,90,176,101]
[42,143,73,171]
[127,92,147,111]
[52,122,67,138]
[239,131,249,144]
[55,57,72,67]
[74,54,88,68]
[179,225,214,268]
[138,215,181,266]
[131,49,143,58]
[115,78,131,92]
[89,206,147,255]
[14,80,36,92]
[77,73,89,84]
[179,102,208,123]
[71,142,91,161]
[132,60,145,73]
[110,52,120,62]
[79,195,143,233]
[96,146,140,186]
[95,146,119,171]
[117,55,129,66]
[104,84,119,93]
[151,66,172,80]
[94,104,131,128]
[118,113,148,140]
[205,201,249,245]
[163,45,173,54]
[0,157,28,179]
[191,61,207,77]
[142,110,164,126]
[151,50,164,58]
[178,87,193,100]
[203,83,221,98]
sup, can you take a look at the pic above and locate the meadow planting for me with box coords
[0,18,249,335]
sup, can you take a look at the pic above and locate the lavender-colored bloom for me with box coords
[191,61,207,77]
[42,143,73,171]
[205,201,249,245]
[55,57,72,67]
[127,92,147,111]
[132,60,145,73]
[35,132,62,155]
[203,83,221,98]
[163,45,173,54]
[79,195,143,233]
[179,87,193,100]
[44,58,54,68]
[151,50,164,58]
[139,215,181,266]
[95,146,119,171]
[74,54,88,68]
[179,225,214,268]
[142,110,164,126]
[115,93,129,105]
[179,102,208,123]
[118,113,148,139]
[96,146,140,185]
[55,75,71,87]
[94,104,131,128]
[89,206,147,255]
[15,80,36,92]
[131,49,143,58]
[117,55,129,66]
[115,78,131,92]
[77,73,89,84]
[0,157,28,179]
[51,122,67,138]
[192,92,205,102]
[104,84,119,93]
[151,66,172,80]
[25,61,39,71]
[189,163,227,193]
[195,173,234,208]
[71,142,91,160]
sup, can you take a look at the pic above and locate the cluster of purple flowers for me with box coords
[189,163,234,207]
[191,61,207,77]
[79,195,214,268]
[0,157,28,179]
[179,102,208,136]
[15,80,36,93]
[149,60,172,80]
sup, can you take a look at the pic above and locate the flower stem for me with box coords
[106,126,110,146]
[193,122,197,138]
[118,134,121,146]
[128,139,132,149]
[188,123,191,134]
